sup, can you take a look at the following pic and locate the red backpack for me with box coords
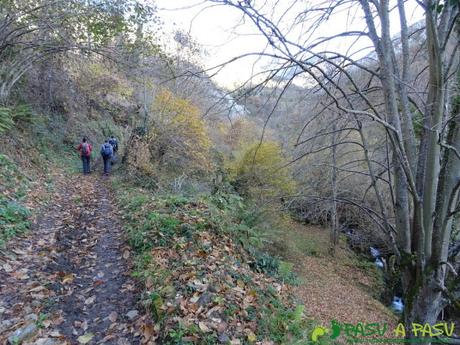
[81,142,90,156]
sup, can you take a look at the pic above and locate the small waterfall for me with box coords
[391,296,404,313]
[374,258,384,269]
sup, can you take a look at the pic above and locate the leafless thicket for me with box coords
[208,0,460,335]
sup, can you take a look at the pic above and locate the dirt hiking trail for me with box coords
[0,173,141,345]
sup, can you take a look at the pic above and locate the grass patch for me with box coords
[0,198,31,247]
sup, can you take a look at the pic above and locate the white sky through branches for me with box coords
[156,0,425,88]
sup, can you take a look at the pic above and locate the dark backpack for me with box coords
[109,138,118,152]
[101,143,112,157]
[81,143,90,156]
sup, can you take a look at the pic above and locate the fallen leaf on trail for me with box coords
[145,277,154,289]
[93,279,104,287]
[198,322,211,332]
[34,338,58,345]
[77,332,94,344]
[142,323,156,341]
[12,248,27,255]
[123,250,130,259]
[101,334,116,342]
[29,285,46,292]
[62,273,75,284]
[248,289,257,297]
[182,336,199,342]
[12,270,29,280]
[31,292,46,299]
[216,322,227,333]
[84,296,95,305]
[108,311,118,322]
[247,331,257,343]
[49,330,61,337]
[3,263,13,272]
[190,294,200,304]
[52,315,65,326]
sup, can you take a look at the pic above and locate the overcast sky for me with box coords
[155,0,424,88]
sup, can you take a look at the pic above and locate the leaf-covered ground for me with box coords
[1,163,399,345]
[270,221,398,341]
[0,173,141,344]
[1,170,313,345]
[116,185,312,344]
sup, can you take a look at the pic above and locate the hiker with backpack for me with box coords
[100,139,113,176]
[77,137,92,174]
[108,135,118,153]
[108,135,118,164]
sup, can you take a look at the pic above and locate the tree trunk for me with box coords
[329,118,338,256]
[404,272,444,325]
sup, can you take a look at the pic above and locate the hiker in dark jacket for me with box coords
[77,137,92,174]
[108,135,118,165]
[100,140,113,175]
[108,135,118,153]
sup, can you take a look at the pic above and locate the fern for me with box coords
[0,107,14,134]
[13,104,34,124]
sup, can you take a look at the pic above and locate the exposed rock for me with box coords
[7,323,38,344]
[126,310,138,321]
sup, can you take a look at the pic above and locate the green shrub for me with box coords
[126,194,150,211]
[164,194,190,209]
[259,298,310,343]
[0,198,31,247]
[252,251,280,275]
[278,260,298,284]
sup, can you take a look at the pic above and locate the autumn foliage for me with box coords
[126,88,212,182]
[151,89,211,171]
[227,141,295,199]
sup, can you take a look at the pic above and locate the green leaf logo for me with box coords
[311,326,329,342]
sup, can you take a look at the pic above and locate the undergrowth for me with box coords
[114,176,314,344]
[0,108,80,246]
[0,154,31,247]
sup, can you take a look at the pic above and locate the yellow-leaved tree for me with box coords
[228,140,295,199]
[149,88,212,174]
